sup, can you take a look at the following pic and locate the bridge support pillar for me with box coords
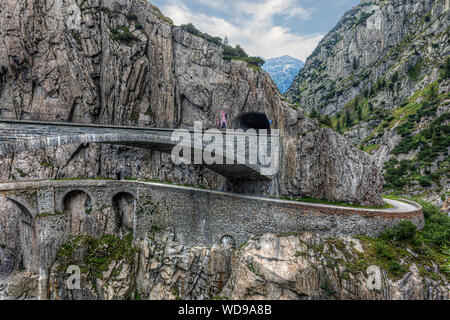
[37,188,55,215]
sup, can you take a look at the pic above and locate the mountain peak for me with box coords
[262,56,304,94]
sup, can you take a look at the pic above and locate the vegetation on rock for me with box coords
[180,23,265,69]
[56,232,139,279]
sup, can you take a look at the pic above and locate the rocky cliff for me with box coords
[2,227,448,300]
[0,0,384,206]
[286,0,448,115]
[285,0,449,206]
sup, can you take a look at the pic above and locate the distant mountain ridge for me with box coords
[262,55,304,94]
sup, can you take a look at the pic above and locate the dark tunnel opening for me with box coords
[239,113,271,132]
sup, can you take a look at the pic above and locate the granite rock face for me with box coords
[0,0,384,205]
[0,0,227,191]
[1,227,447,300]
[280,113,383,205]
[286,0,448,115]
[223,233,449,300]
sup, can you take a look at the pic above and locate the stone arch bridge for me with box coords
[0,119,279,181]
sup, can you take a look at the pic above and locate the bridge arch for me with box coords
[3,197,37,273]
[62,190,92,214]
[112,192,135,230]
[4,197,34,219]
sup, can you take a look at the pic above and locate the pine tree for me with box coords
[345,110,353,128]
[321,114,333,127]
[441,56,450,79]
[310,108,319,119]
[427,83,438,101]
[356,106,362,121]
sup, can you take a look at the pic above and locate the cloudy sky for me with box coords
[150,0,360,61]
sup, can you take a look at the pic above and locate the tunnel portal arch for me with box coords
[239,112,271,132]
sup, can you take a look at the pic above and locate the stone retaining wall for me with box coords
[134,183,424,247]
[0,180,424,251]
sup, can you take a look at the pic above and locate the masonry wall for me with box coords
[134,184,424,247]
[0,180,424,252]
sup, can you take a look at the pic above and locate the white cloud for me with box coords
[159,0,323,61]
[238,0,312,22]
[195,0,228,10]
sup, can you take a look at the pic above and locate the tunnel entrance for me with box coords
[239,113,271,132]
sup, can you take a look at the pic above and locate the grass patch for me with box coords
[36,211,65,219]
[40,161,54,169]
[56,233,139,280]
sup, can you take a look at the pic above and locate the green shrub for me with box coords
[375,242,394,259]
[243,56,265,67]
[388,260,404,275]
[344,109,353,128]
[391,136,420,154]
[417,200,450,247]
[110,26,141,44]
[381,221,417,242]
[320,277,336,296]
[418,176,432,187]
[408,59,424,82]
[204,35,223,45]
[223,44,247,57]
[180,23,202,36]
[427,83,439,101]
[440,57,450,79]
[320,114,333,127]
[180,23,223,45]
[396,122,415,137]
[310,108,319,119]
[222,44,264,68]
[126,13,138,21]
[391,71,399,83]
